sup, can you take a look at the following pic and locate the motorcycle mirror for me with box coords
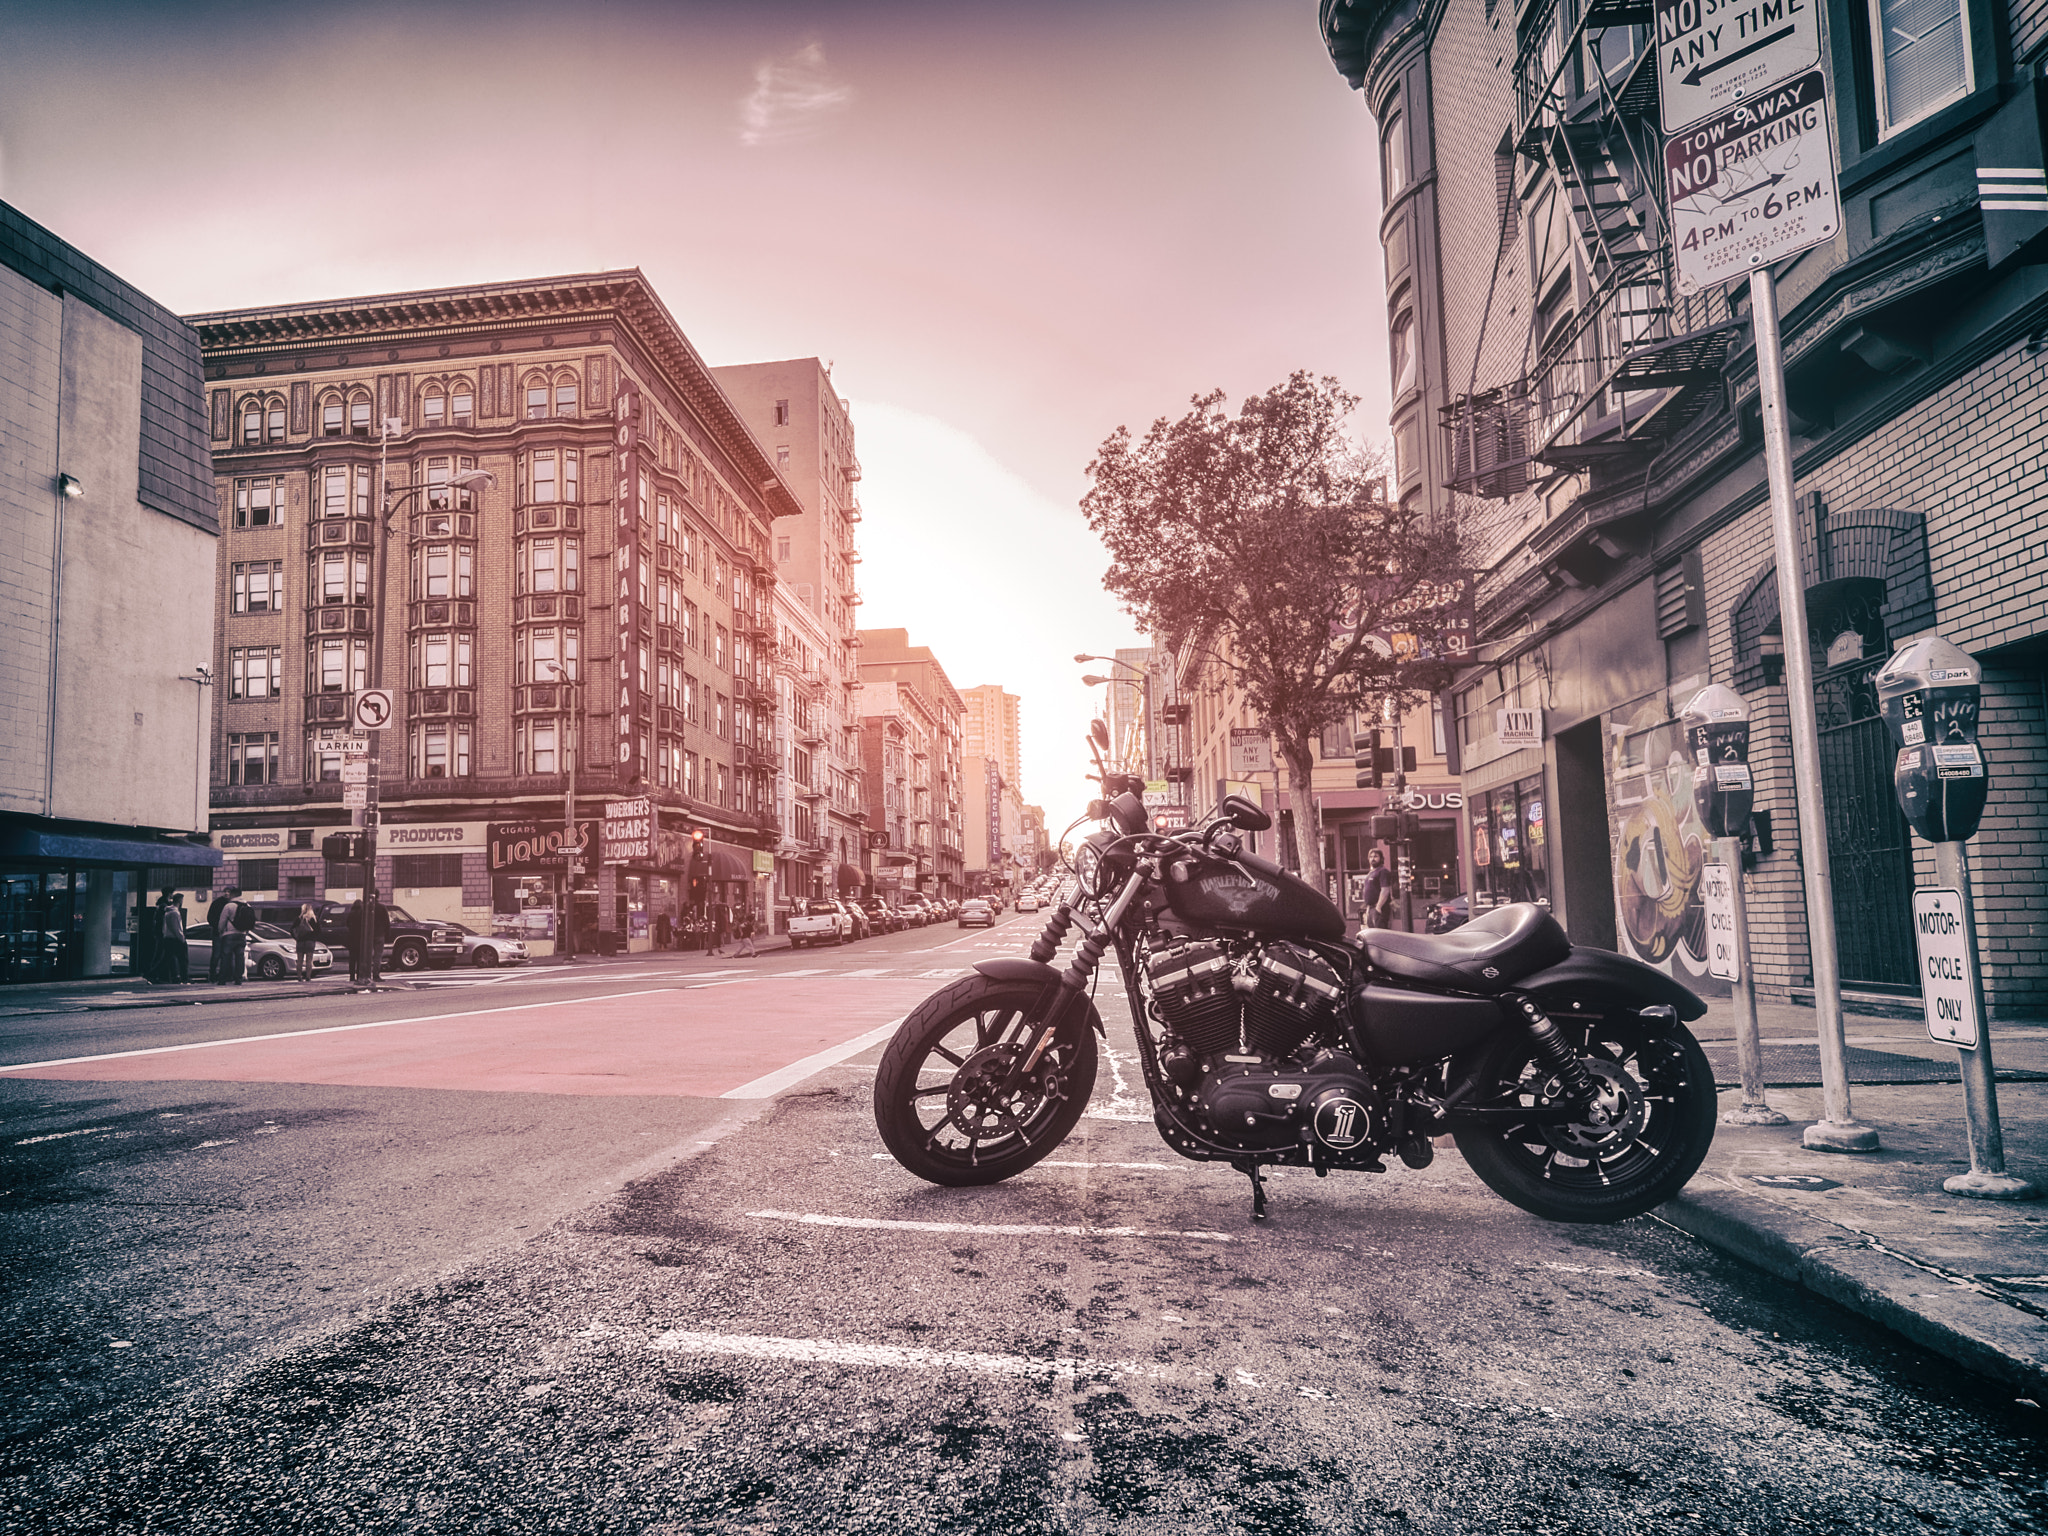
[1087,799,1108,820]
[1089,718,1111,750]
[1220,793,1272,832]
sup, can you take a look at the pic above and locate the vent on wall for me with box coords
[1656,549,1705,640]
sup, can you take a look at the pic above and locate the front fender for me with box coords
[972,958,1105,1036]
[1517,947,1708,1022]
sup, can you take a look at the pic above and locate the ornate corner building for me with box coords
[1321,0,2048,1013]
[191,272,801,947]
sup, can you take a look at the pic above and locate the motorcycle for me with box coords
[873,720,1717,1224]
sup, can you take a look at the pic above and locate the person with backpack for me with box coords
[215,887,253,984]
[205,888,232,982]
[733,906,758,958]
[154,892,189,985]
[293,903,320,983]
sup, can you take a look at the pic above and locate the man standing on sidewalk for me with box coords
[205,887,231,982]
[1363,852,1396,930]
[215,887,251,984]
[154,892,188,984]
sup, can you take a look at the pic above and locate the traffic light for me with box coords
[1356,730,1384,789]
[687,828,709,901]
[321,831,367,863]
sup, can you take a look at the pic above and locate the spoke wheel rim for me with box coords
[1496,1026,1695,1190]
[904,1008,1080,1169]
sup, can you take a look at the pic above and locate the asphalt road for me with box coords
[4,911,2045,1533]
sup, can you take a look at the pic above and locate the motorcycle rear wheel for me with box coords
[1453,1012,1716,1224]
[874,974,1098,1187]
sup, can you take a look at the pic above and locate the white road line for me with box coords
[650,1329,1167,1381]
[718,1019,905,1099]
[774,968,831,977]
[917,968,960,979]
[838,969,896,978]
[865,1154,1191,1172]
[0,988,683,1074]
[749,1209,1235,1242]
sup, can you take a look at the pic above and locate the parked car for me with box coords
[841,901,871,940]
[1017,893,1040,913]
[248,899,463,972]
[442,922,528,968]
[187,921,333,981]
[1425,894,1471,934]
[857,898,898,934]
[893,903,928,928]
[788,898,854,948]
[957,899,994,929]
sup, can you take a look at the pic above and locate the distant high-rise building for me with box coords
[858,629,964,900]
[962,685,1021,799]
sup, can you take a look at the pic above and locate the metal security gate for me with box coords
[1815,659,1918,991]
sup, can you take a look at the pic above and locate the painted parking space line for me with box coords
[718,1019,905,1099]
[748,1209,1236,1242]
[650,1329,1169,1382]
[867,1154,1191,1172]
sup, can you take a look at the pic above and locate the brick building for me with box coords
[1321,0,2048,1011]
[190,272,799,952]
[1,202,222,981]
[858,629,966,900]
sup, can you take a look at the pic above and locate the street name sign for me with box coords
[1701,861,1740,981]
[1912,888,1981,1048]
[1666,71,1841,294]
[1657,0,1820,132]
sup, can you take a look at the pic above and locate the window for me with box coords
[774,398,790,426]
[563,448,578,503]
[315,549,371,605]
[776,445,791,470]
[313,637,370,694]
[416,543,472,600]
[532,450,557,503]
[684,673,698,725]
[231,560,283,614]
[284,875,316,900]
[521,625,578,685]
[523,719,558,774]
[524,535,582,594]
[350,398,370,437]
[777,537,791,562]
[394,853,465,888]
[234,477,285,528]
[229,645,282,700]
[684,751,698,799]
[450,386,473,426]
[715,626,727,671]
[1871,0,1972,135]
[555,379,578,417]
[1390,312,1418,398]
[682,601,696,649]
[322,398,345,436]
[242,404,263,444]
[320,464,371,518]
[238,859,280,893]
[410,632,471,689]
[421,390,446,428]
[1383,113,1407,199]
[412,722,471,779]
[227,732,278,785]
[716,694,728,740]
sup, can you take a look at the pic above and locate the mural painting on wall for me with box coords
[1609,699,1717,986]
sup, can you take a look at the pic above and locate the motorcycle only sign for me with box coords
[1665,71,1840,294]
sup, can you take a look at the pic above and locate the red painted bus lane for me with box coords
[0,978,938,1098]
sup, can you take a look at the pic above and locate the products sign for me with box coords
[601,796,654,864]
[1666,71,1841,294]
[615,380,640,770]
[1912,889,1980,1047]
[1655,0,1821,133]
[1701,860,1739,981]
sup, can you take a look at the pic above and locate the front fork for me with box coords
[1008,874,1146,1076]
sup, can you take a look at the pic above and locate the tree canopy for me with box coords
[1083,372,1467,901]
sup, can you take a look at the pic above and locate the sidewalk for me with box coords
[0,935,800,1020]
[1667,993,2048,1396]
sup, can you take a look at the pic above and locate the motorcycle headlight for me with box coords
[1073,836,1109,899]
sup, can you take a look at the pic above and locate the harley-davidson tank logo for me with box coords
[1196,869,1278,916]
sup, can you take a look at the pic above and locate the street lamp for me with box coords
[537,657,582,960]
[177,666,214,834]
[1076,653,1154,779]
[361,416,494,987]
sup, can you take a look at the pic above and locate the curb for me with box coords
[1660,1185,2048,1396]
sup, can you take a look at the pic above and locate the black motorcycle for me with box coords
[874,722,1716,1223]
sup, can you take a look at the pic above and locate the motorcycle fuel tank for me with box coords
[1165,852,1346,942]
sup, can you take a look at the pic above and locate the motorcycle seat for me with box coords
[1362,903,1570,994]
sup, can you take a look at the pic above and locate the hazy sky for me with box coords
[0,0,1389,832]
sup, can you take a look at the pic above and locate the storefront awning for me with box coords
[836,863,866,889]
[0,825,223,868]
[704,842,755,883]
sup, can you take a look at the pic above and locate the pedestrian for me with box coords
[216,887,251,984]
[293,902,319,983]
[205,886,231,982]
[1363,850,1396,931]
[347,894,370,985]
[655,911,673,951]
[154,892,189,984]
[734,907,758,958]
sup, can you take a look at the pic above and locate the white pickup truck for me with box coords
[787,898,853,949]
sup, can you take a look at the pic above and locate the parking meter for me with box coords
[1875,635,1987,843]
[1680,684,1753,839]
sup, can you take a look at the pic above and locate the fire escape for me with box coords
[1443,0,1746,507]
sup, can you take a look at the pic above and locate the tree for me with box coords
[1083,372,1467,906]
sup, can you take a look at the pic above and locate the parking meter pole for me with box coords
[1932,840,2038,1199]
[1717,834,1787,1125]
[1752,269,1878,1153]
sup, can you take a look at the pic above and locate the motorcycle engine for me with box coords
[1146,938,1378,1160]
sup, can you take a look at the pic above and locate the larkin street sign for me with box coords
[1666,71,1841,293]
[1656,0,1820,132]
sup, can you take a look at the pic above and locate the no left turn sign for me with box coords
[353,688,395,731]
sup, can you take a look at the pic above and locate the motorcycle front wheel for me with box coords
[1453,1011,1717,1223]
[874,974,1099,1187]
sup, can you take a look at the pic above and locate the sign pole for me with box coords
[1929,841,2038,1198]
[1750,268,1877,1153]
[1713,837,1785,1124]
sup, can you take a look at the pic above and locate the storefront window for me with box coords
[1472,776,1552,911]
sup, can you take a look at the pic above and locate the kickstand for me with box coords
[1232,1158,1269,1222]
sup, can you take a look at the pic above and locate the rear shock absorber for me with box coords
[1504,991,1597,1102]
[1028,903,1076,965]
